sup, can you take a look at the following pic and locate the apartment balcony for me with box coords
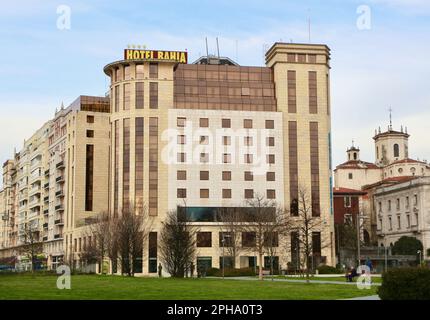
[44,195,49,203]
[43,209,49,215]
[54,219,64,226]
[1,214,9,221]
[42,236,48,241]
[28,199,41,209]
[43,222,48,229]
[19,183,28,191]
[43,182,49,189]
[56,176,65,184]
[29,174,41,184]
[54,234,63,240]
[44,169,50,176]
[29,186,41,196]
[18,192,28,201]
[55,204,64,211]
[55,190,64,198]
[56,161,65,169]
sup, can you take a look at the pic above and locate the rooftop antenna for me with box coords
[307,8,311,43]
[388,107,393,130]
[216,37,220,59]
[205,37,209,58]
[352,139,355,148]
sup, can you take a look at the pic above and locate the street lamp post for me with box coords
[222,238,225,279]
[418,250,422,266]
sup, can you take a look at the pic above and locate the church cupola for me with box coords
[347,141,360,161]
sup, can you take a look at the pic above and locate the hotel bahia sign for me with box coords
[124,49,188,63]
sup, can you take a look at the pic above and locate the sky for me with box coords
[1,0,430,184]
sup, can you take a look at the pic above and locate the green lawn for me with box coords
[0,274,378,300]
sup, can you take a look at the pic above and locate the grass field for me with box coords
[276,275,382,283]
[0,274,378,300]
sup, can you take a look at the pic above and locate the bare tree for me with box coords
[291,187,329,283]
[79,237,99,270]
[217,208,245,269]
[159,208,197,278]
[19,223,43,272]
[115,203,153,276]
[87,211,113,274]
[242,195,291,281]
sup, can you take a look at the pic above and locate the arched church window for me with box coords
[393,144,400,157]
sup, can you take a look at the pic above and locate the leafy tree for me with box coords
[392,236,423,256]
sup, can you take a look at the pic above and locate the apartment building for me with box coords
[0,96,110,270]
[374,176,430,254]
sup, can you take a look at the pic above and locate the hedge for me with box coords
[205,267,256,277]
[378,267,430,300]
[317,265,342,274]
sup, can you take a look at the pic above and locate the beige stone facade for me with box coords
[1,42,335,273]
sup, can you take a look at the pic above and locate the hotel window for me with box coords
[378,202,382,213]
[244,171,254,181]
[389,216,392,230]
[148,232,157,273]
[414,194,418,206]
[177,135,186,145]
[200,171,209,180]
[298,54,306,63]
[267,154,275,164]
[396,198,400,210]
[149,82,158,109]
[85,144,94,211]
[200,118,209,128]
[114,85,119,112]
[266,172,275,181]
[135,117,144,206]
[287,71,297,113]
[388,200,391,211]
[406,196,410,209]
[136,82,144,109]
[136,64,144,79]
[393,144,400,157]
[244,119,253,129]
[309,71,318,114]
[87,115,94,123]
[123,83,131,110]
[308,54,317,63]
[222,189,232,199]
[123,119,131,209]
[397,216,401,229]
[200,136,209,145]
[222,136,231,146]
[348,173,353,179]
[241,87,250,96]
[200,189,209,199]
[244,154,253,164]
[223,153,231,164]
[86,130,94,138]
[222,119,231,128]
[219,232,233,247]
[267,190,276,199]
[200,153,209,163]
[115,67,122,82]
[148,117,158,216]
[287,53,296,62]
[244,136,253,146]
[149,63,158,79]
[177,152,186,163]
[244,189,254,199]
[197,232,212,247]
[266,137,275,147]
[177,117,186,127]
[242,232,256,247]
[124,65,131,80]
[177,188,187,198]
[222,171,231,181]
[265,120,274,129]
[310,122,320,216]
[177,170,186,180]
[407,215,411,228]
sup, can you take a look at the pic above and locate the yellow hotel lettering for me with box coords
[124,49,187,64]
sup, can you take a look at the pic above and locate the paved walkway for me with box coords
[209,276,381,286]
[342,295,380,300]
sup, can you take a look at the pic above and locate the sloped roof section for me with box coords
[335,160,379,170]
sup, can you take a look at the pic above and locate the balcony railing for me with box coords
[55,190,64,197]
[43,209,49,215]
[56,176,65,184]
[44,169,50,176]
[43,182,49,189]
[54,234,63,240]
[42,236,48,241]
[44,196,49,202]
[54,219,64,226]
[56,161,65,169]
[55,204,64,211]
[43,223,48,228]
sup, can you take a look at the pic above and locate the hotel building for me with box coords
[0,42,335,274]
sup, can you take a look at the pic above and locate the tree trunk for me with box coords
[258,252,263,280]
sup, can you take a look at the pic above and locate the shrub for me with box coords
[378,267,430,300]
[317,265,341,274]
[204,267,256,277]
